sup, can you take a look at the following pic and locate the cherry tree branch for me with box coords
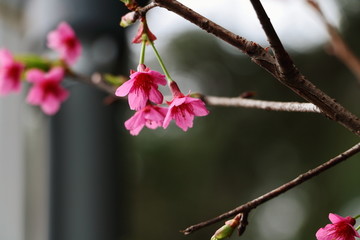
[131,2,158,21]
[66,70,118,95]
[307,0,360,84]
[152,0,360,135]
[205,96,321,113]
[182,141,360,235]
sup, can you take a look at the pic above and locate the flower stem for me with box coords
[354,214,360,220]
[356,225,360,231]
[139,36,147,65]
[148,39,173,83]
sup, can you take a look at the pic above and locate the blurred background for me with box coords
[0,0,359,240]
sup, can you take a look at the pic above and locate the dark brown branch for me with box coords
[249,0,297,79]
[133,2,159,21]
[152,0,278,77]
[307,0,360,84]
[182,141,360,235]
[153,0,360,135]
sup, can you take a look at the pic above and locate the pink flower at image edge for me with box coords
[0,48,25,95]
[47,21,82,65]
[125,105,168,136]
[115,64,167,110]
[163,95,209,131]
[26,67,69,115]
[316,213,360,240]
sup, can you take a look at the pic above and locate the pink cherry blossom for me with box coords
[316,213,360,240]
[125,104,168,136]
[47,22,82,65]
[26,67,69,115]
[163,81,209,131]
[0,48,25,95]
[163,95,209,131]
[115,64,166,110]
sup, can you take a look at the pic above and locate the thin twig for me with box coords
[205,96,321,113]
[307,0,360,84]
[182,141,360,235]
[67,70,117,95]
[133,2,159,21]
[153,0,360,136]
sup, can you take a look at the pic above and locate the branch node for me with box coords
[238,212,249,236]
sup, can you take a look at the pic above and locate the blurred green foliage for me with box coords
[121,1,360,240]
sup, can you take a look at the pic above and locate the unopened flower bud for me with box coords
[120,12,137,28]
[132,18,157,44]
[210,215,241,240]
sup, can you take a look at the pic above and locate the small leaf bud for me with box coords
[120,12,137,28]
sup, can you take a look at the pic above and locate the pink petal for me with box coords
[46,67,65,82]
[26,69,45,83]
[163,110,172,129]
[354,229,360,238]
[316,226,333,240]
[129,70,142,79]
[47,31,62,49]
[41,94,61,115]
[170,96,186,107]
[145,106,167,121]
[148,86,163,105]
[157,106,168,116]
[0,49,14,65]
[174,108,194,131]
[125,111,143,129]
[329,213,347,224]
[62,41,82,65]
[129,125,144,136]
[57,22,76,38]
[115,79,134,97]
[145,118,163,129]
[124,111,146,136]
[0,72,21,95]
[189,100,209,116]
[148,70,167,85]
[47,22,75,48]
[26,86,44,105]
[128,89,147,110]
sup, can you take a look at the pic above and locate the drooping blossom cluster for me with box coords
[316,213,360,240]
[115,65,209,135]
[0,21,81,115]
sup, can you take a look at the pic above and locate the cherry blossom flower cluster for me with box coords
[0,22,81,115]
[115,17,209,135]
[316,213,360,240]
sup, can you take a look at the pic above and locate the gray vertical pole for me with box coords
[25,1,129,240]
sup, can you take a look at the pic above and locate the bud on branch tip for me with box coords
[132,18,157,44]
[210,214,241,240]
